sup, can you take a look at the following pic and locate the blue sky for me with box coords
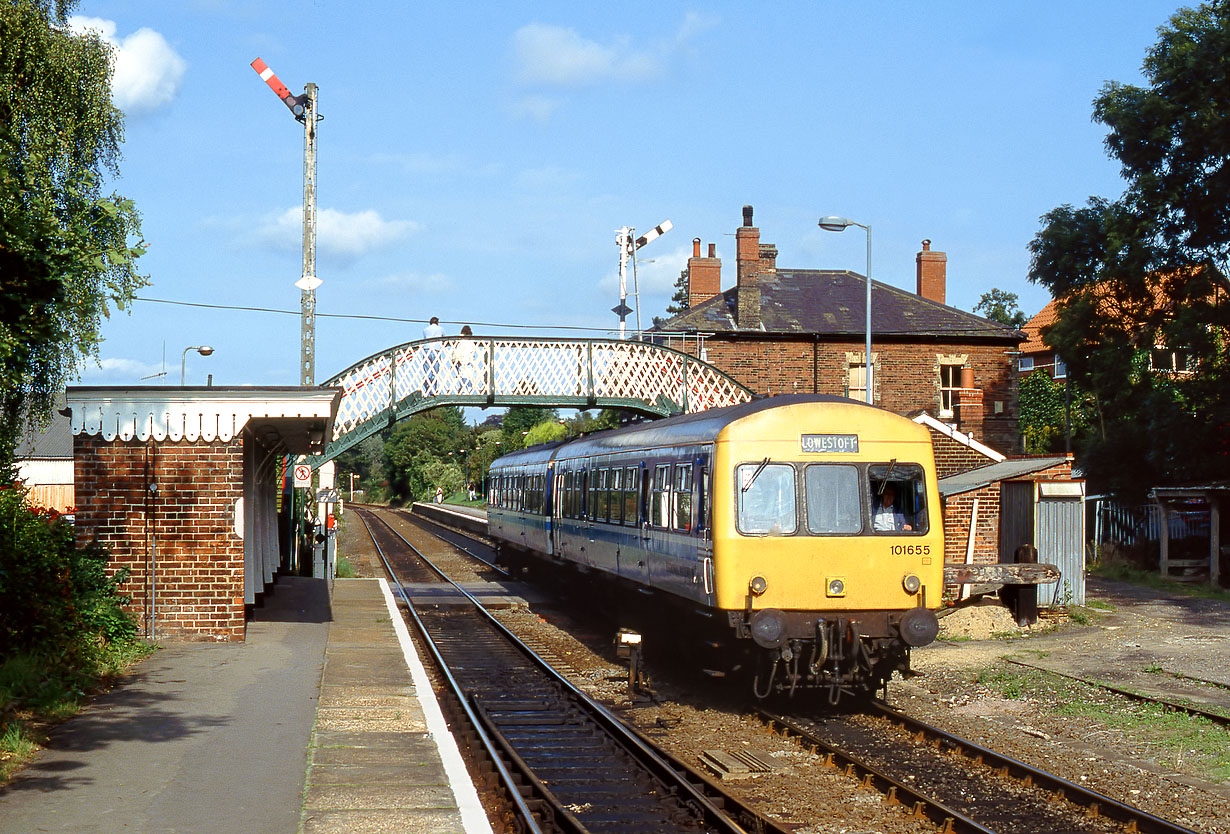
[71,1,1185,389]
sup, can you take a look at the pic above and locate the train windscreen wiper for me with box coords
[876,459,898,495]
[743,456,771,492]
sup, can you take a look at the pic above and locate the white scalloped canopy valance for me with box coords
[67,390,338,443]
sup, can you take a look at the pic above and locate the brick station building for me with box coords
[652,205,1026,452]
[67,386,340,641]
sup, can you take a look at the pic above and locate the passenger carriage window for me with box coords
[624,467,638,525]
[651,465,669,527]
[804,465,862,534]
[609,467,623,524]
[672,463,693,532]
[868,463,928,535]
[736,462,797,535]
[701,468,711,533]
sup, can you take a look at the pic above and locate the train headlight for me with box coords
[902,573,922,594]
[898,608,940,647]
[748,575,768,596]
[826,578,846,598]
[749,608,787,648]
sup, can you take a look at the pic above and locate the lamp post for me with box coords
[818,216,872,403]
[181,345,215,385]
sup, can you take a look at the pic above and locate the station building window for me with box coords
[938,362,963,418]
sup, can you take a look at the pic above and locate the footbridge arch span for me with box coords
[318,336,752,462]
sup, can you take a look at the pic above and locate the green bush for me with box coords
[0,484,138,669]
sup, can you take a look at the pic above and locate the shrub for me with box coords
[0,484,138,670]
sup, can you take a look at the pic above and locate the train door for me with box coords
[551,465,566,558]
[694,455,715,607]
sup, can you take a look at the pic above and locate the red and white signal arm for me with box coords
[293,464,312,488]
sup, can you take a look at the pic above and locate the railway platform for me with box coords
[0,575,491,834]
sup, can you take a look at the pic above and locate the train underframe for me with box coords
[729,609,921,703]
[496,543,935,704]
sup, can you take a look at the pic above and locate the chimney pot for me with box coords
[742,205,753,227]
[708,243,716,258]
[922,239,931,251]
[692,237,701,258]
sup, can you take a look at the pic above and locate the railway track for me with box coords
[756,702,1202,834]
[355,508,786,834]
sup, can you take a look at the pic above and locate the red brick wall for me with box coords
[74,435,246,642]
[942,484,1001,566]
[928,430,999,480]
[690,336,1020,452]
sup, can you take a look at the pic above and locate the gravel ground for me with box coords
[342,510,1230,834]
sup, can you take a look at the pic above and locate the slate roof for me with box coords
[14,393,73,460]
[653,269,1023,342]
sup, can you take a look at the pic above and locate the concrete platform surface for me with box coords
[0,576,493,834]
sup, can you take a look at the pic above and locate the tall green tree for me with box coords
[1027,1,1230,498]
[0,1,146,466]
[972,289,1028,328]
[500,405,557,451]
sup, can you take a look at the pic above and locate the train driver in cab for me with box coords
[872,484,913,532]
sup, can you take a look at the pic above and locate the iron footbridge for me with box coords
[318,336,752,461]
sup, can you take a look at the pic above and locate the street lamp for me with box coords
[818,216,872,404]
[181,345,215,385]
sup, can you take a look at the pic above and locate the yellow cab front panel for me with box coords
[709,399,944,614]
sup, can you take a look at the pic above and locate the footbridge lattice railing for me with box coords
[317,337,753,462]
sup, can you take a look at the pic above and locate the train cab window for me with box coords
[672,463,693,532]
[868,463,928,534]
[650,465,669,527]
[804,465,862,534]
[736,462,797,535]
[623,467,638,525]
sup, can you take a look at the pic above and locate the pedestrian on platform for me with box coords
[467,481,476,502]
[421,316,444,394]
[435,486,444,504]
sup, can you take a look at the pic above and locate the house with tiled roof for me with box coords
[1020,271,1229,380]
[652,206,1027,452]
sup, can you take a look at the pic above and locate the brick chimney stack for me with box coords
[736,205,761,328]
[687,238,722,308]
[916,239,947,305]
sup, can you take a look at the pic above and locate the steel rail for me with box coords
[1002,658,1230,728]
[867,700,1202,834]
[754,708,996,834]
[362,509,759,834]
[354,511,546,834]
[396,507,508,576]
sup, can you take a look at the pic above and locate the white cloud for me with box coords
[69,17,186,115]
[597,244,690,304]
[257,207,418,259]
[79,356,169,384]
[367,271,455,293]
[512,23,660,87]
[511,95,562,123]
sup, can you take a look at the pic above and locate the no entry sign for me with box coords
[293,464,312,487]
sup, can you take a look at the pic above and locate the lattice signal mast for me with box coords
[614,219,672,339]
[251,58,320,384]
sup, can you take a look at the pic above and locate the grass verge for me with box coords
[0,641,155,783]
[1090,563,1230,603]
[972,663,1230,783]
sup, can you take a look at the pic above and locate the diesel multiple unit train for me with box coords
[486,395,942,701]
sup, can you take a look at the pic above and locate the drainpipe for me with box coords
[146,442,158,639]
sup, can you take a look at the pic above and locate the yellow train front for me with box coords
[486,394,943,702]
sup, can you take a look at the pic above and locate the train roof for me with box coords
[490,395,895,468]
